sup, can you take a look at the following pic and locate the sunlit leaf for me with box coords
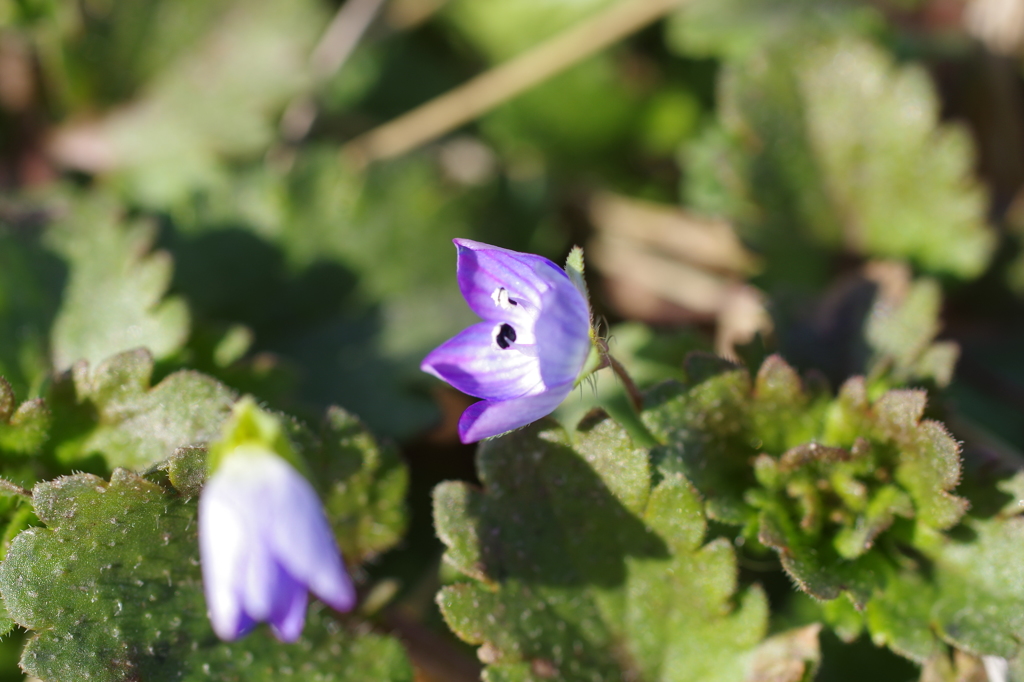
[0,464,414,681]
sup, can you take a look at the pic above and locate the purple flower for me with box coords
[422,239,593,443]
[199,445,356,642]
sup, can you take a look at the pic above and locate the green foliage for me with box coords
[435,416,821,682]
[864,277,959,389]
[53,0,325,208]
[666,0,883,60]
[0,376,49,456]
[3,0,1024,678]
[645,356,966,602]
[46,195,190,371]
[55,349,235,470]
[442,0,644,165]
[683,39,995,284]
[313,407,409,565]
[0,462,413,681]
[0,216,66,399]
[633,353,1024,665]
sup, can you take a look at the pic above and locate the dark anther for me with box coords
[496,323,517,349]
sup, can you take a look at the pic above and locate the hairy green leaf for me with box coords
[865,277,959,388]
[312,407,408,564]
[46,196,190,371]
[0,376,50,456]
[686,39,995,283]
[434,416,800,682]
[56,349,236,470]
[0,464,414,681]
[643,354,966,609]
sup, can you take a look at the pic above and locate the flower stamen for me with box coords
[491,287,518,310]
[495,323,517,349]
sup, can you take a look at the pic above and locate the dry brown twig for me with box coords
[280,0,391,142]
[341,0,688,165]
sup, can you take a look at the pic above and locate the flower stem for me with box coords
[607,353,644,414]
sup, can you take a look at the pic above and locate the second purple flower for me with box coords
[421,239,594,443]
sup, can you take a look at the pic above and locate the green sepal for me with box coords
[206,395,303,476]
[564,245,589,301]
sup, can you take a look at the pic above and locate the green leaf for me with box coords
[643,355,967,609]
[0,376,50,456]
[442,0,615,61]
[312,407,408,565]
[687,38,995,283]
[434,417,782,682]
[51,0,326,208]
[46,195,190,371]
[666,0,883,60]
[56,349,236,470]
[0,464,414,681]
[929,516,1024,658]
[865,277,959,388]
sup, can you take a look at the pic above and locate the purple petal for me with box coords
[241,534,282,621]
[199,477,252,641]
[458,381,576,443]
[454,239,568,323]
[265,459,357,613]
[533,268,592,388]
[420,322,542,400]
[200,450,356,644]
[268,568,309,643]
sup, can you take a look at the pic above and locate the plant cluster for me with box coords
[1,0,1024,681]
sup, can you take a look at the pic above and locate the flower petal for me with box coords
[454,239,567,324]
[265,457,357,613]
[200,449,356,644]
[421,322,543,400]
[458,380,576,443]
[199,482,252,641]
[534,268,592,388]
[268,568,309,643]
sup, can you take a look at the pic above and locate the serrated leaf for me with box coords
[929,516,1024,658]
[666,0,882,60]
[643,355,967,611]
[0,467,414,681]
[434,417,780,682]
[865,274,960,389]
[689,38,995,283]
[309,407,408,564]
[0,396,50,456]
[864,568,943,663]
[46,195,190,371]
[57,349,236,470]
[857,514,1024,665]
[799,42,993,277]
[51,0,326,208]
[644,365,754,525]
